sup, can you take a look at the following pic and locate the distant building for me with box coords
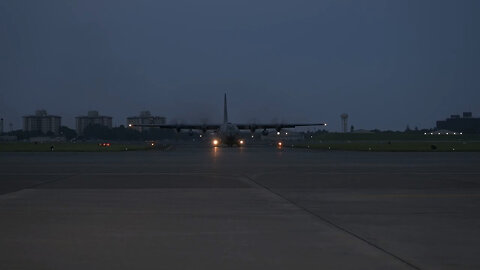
[436,112,480,134]
[23,110,61,135]
[76,111,112,135]
[127,111,166,132]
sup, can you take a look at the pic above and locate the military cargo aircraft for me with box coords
[129,94,327,146]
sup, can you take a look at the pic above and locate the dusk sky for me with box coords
[1,0,479,131]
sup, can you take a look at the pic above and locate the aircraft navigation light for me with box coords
[128,124,132,127]
[151,143,155,146]
[277,131,280,135]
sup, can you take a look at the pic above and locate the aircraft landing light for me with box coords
[128,124,132,127]
[277,142,283,147]
[213,139,219,146]
[239,140,244,145]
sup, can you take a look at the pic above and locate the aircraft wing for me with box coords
[128,123,221,131]
[236,123,327,131]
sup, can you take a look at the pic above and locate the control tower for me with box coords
[340,113,348,133]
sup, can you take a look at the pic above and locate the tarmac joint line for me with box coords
[0,173,80,196]
[242,174,422,270]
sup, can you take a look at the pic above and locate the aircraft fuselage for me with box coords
[216,122,241,146]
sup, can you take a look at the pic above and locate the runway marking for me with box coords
[369,194,480,198]
[256,172,480,175]
[2,172,480,176]
[242,174,422,270]
[0,173,78,176]
[0,172,228,176]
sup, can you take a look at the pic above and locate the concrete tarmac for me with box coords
[1,146,479,269]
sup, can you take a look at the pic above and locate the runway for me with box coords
[1,146,479,269]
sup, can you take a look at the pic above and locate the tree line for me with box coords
[5,124,180,141]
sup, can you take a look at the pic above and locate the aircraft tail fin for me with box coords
[223,93,228,123]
